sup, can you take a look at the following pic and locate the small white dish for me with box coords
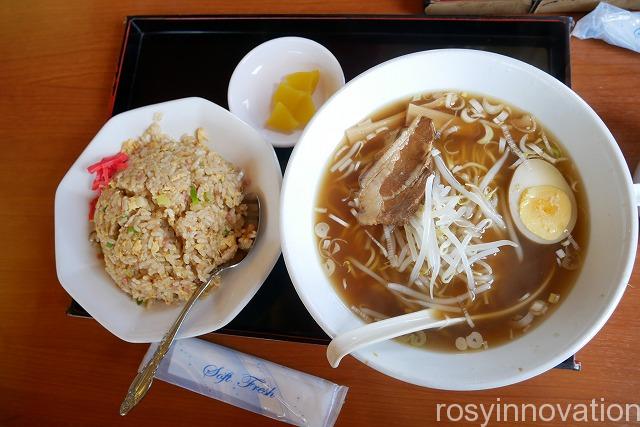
[281,49,638,390]
[228,37,345,148]
[55,97,282,343]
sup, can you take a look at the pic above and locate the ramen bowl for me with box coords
[281,49,638,390]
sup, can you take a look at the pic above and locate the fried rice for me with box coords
[91,122,255,304]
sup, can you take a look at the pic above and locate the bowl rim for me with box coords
[55,96,283,343]
[227,36,346,148]
[280,48,638,390]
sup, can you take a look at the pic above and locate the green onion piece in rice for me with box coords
[156,194,170,206]
[190,185,200,204]
[106,242,114,248]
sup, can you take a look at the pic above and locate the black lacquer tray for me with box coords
[68,15,579,371]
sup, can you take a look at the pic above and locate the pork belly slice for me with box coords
[357,116,436,226]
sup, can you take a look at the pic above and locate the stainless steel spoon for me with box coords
[119,193,260,416]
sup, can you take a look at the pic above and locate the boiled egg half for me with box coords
[508,159,577,244]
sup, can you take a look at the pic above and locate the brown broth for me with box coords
[314,92,589,352]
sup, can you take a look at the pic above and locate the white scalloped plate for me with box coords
[55,97,282,343]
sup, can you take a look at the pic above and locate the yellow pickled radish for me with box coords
[266,102,299,133]
[272,83,306,111]
[284,70,320,94]
[266,70,321,133]
[292,93,316,124]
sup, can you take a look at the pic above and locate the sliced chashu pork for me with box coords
[356,116,436,226]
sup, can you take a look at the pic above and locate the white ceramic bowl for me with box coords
[281,49,639,390]
[228,37,345,148]
[55,97,282,343]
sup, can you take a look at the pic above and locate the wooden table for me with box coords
[2,1,639,426]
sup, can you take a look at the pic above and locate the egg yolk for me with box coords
[519,185,571,241]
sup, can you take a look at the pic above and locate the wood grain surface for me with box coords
[1,1,639,426]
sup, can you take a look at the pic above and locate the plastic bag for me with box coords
[139,338,348,427]
[572,2,640,53]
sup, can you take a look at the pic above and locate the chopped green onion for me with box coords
[156,194,170,207]
[549,144,563,158]
[127,226,137,234]
[106,242,114,249]
[136,298,143,305]
[190,185,200,204]
[223,228,230,237]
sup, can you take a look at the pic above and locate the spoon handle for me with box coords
[326,309,465,368]
[119,267,222,415]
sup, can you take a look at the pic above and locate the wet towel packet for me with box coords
[572,2,640,53]
[139,338,348,427]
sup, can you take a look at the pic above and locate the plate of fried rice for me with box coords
[55,97,281,342]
